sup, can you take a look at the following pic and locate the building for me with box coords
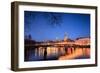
[75,37,90,45]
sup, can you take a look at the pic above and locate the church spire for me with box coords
[64,32,67,41]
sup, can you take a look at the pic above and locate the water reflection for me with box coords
[24,46,90,61]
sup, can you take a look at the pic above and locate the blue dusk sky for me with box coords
[24,11,90,41]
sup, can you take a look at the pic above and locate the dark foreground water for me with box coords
[24,47,90,61]
[24,47,62,61]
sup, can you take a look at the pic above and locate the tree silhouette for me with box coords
[24,12,62,33]
[44,13,62,27]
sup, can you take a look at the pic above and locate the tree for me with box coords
[24,12,63,33]
[44,13,62,27]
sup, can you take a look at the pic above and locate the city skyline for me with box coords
[24,11,90,41]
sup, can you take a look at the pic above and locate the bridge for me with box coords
[25,42,90,48]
